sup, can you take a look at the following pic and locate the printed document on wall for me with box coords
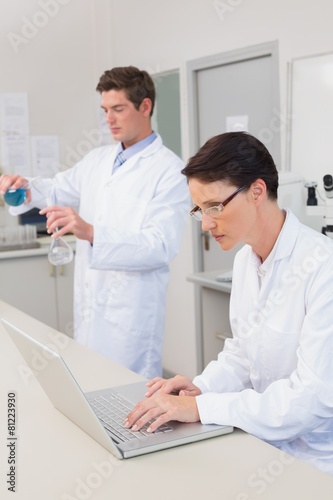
[31,136,60,177]
[226,115,249,132]
[1,134,31,176]
[0,93,30,135]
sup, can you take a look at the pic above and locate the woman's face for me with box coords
[188,178,257,251]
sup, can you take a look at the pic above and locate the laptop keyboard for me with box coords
[89,392,173,442]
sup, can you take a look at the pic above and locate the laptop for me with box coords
[2,319,233,459]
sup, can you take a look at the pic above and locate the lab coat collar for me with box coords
[252,209,300,273]
[136,133,163,158]
[107,134,163,182]
[114,133,163,161]
[115,131,158,163]
[269,208,300,261]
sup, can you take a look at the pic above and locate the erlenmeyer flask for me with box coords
[30,178,74,266]
[3,185,28,206]
[48,229,73,266]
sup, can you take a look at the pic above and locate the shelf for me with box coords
[187,269,232,294]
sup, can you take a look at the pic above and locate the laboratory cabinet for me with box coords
[201,286,232,366]
[187,270,232,369]
[0,249,74,336]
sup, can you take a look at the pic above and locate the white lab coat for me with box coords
[15,135,189,378]
[193,210,333,475]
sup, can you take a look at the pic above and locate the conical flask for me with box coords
[30,178,74,266]
[48,229,73,266]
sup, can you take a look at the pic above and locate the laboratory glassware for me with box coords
[31,178,74,266]
[3,186,28,206]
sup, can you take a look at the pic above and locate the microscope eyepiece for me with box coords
[305,182,318,206]
[323,174,333,198]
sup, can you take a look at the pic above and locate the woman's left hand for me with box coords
[124,393,200,433]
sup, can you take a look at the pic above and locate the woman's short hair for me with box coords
[182,132,279,200]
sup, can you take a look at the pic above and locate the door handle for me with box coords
[49,263,55,277]
[202,232,210,251]
[215,332,231,342]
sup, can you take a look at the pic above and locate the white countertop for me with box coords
[0,234,76,260]
[187,269,232,293]
[1,300,333,499]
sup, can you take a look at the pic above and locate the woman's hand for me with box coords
[145,375,202,398]
[124,375,202,433]
[124,392,200,434]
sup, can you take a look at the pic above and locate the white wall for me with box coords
[0,1,114,236]
[0,1,112,184]
[109,0,333,168]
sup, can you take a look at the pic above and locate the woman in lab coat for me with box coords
[125,132,333,476]
[0,66,189,379]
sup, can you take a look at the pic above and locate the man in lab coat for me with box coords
[0,66,189,378]
[125,132,333,476]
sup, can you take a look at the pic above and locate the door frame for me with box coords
[186,40,280,273]
[186,42,280,371]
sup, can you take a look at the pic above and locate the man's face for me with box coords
[101,89,152,148]
[189,178,255,251]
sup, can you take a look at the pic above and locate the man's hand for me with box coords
[0,174,31,202]
[40,205,94,244]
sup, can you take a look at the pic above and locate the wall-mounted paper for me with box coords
[226,115,249,132]
[1,134,31,176]
[31,136,60,177]
[0,93,30,136]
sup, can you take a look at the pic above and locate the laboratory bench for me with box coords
[1,300,333,500]
[0,235,75,335]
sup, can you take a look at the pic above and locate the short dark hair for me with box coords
[182,132,279,200]
[96,66,156,116]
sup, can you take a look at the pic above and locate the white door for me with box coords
[187,41,281,272]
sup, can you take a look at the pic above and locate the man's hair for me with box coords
[181,132,279,200]
[96,66,156,116]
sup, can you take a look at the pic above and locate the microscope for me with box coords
[305,175,333,238]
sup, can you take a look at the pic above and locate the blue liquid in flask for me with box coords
[4,188,27,206]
